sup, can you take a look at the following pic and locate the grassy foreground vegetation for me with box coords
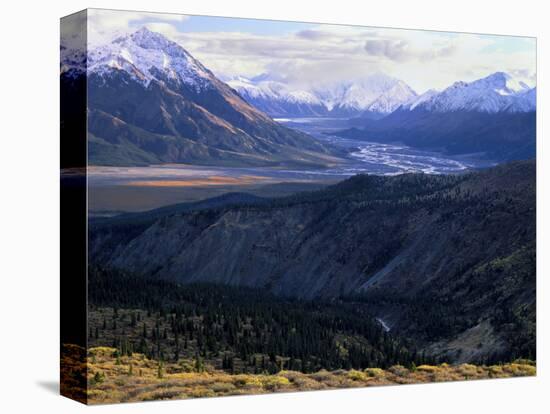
[61,344,535,404]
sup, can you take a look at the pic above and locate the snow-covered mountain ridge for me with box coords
[228,73,418,117]
[61,27,536,117]
[403,72,535,114]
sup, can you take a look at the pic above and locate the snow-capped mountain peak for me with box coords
[128,26,171,49]
[228,76,320,103]
[314,73,417,113]
[364,80,418,113]
[229,73,417,117]
[87,27,213,91]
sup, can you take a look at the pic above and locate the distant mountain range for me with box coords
[227,73,417,119]
[228,71,535,122]
[61,27,536,166]
[340,72,536,161]
[61,27,340,167]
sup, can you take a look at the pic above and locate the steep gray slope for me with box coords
[91,162,534,296]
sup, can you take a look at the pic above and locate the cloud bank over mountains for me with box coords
[86,9,536,94]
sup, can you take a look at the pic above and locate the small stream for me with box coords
[376,317,391,332]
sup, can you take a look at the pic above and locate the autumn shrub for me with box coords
[416,365,440,373]
[388,365,410,376]
[83,346,538,404]
[262,376,291,391]
[187,388,216,399]
[233,374,262,388]
[514,359,535,366]
[210,382,237,393]
[488,365,504,377]
[364,367,385,378]
[503,363,536,377]
[140,388,187,401]
[347,370,369,382]
[457,364,478,377]
[310,369,333,382]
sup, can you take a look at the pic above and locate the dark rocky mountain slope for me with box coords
[341,110,536,162]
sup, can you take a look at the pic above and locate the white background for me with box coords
[0,0,547,412]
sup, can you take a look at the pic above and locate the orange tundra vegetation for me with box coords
[61,344,536,405]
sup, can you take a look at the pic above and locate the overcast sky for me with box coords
[86,9,536,93]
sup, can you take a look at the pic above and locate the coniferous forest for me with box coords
[88,267,432,374]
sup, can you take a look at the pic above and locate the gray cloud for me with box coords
[180,32,366,62]
[295,29,331,41]
[509,68,536,84]
[265,58,383,89]
[419,43,457,61]
[364,39,410,61]
[365,39,458,62]
[296,28,377,42]
[89,16,536,93]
